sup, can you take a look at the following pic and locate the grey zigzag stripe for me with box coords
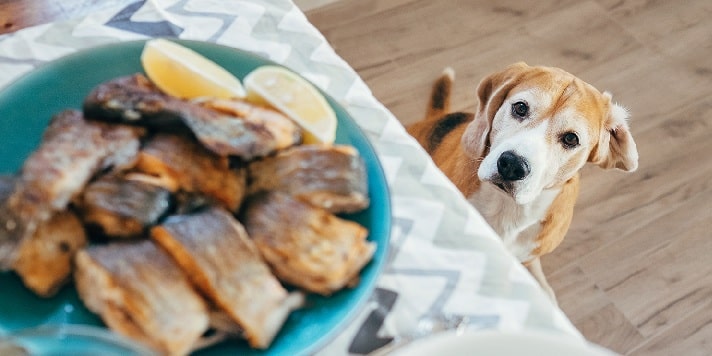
[107,0,183,37]
[165,0,238,42]
[384,268,461,316]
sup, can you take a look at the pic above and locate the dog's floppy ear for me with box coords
[589,93,639,171]
[462,62,527,158]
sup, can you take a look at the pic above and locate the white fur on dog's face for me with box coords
[478,87,592,205]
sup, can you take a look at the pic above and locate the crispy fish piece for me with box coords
[79,174,172,238]
[75,241,209,356]
[151,207,303,349]
[83,74,301,159]
[242,192,375,296]
[135,134,246,212]
[248,145,370,213]
[0,110,143,269]
[201,98,304,155]
[5,168,85,297]
[1,176,84,296]
[12,210,86,297]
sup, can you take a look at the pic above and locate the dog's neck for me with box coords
[440,146,560,262]
[468,182,561,262]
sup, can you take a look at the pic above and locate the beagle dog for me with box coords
[407,62,639,301]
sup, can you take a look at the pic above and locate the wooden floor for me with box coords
[298,0,712,355]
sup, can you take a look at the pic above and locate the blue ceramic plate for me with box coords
[0,40,391,356]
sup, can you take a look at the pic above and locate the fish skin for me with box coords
[79,175,172,238]
[83,74,301,160]
[135,133,247,212]
[242,192,375,296]
[151,207,303,349]
[75,240,209,355]
[248,144,370,213]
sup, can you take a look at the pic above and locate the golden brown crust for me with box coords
[79,175,172,238]
[74,241,209,355]
[247,144,369,213]
[136,134,246,212]
[12,210,86,297]
[151,207,300,349]
[242,192,374,296]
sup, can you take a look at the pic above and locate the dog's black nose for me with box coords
[497,151,530,181]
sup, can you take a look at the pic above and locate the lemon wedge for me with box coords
[140,39,246,99]
[244,65,337,144]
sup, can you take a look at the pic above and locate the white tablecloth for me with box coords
[0,0,581,354]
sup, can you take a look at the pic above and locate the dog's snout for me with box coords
[497,151,530,181]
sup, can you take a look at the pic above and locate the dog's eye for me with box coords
[511,101,529,118]
[561,132,580,148]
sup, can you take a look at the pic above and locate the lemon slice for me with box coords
[244,65,337,144]
[140,39,246,99]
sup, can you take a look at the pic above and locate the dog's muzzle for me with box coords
[497,151,530,181]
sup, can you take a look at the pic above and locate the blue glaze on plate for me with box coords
[0,40,391,356]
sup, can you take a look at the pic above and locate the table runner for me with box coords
[0,0,581,354]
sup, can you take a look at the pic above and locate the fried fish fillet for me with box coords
[135,133,246,212]
[79,174,172,238]
[242,192,375,296]
[0,110,143,269]
[1,176,86,296]
[12,210,86,297]
[248,145,369,213]
[151,207,303,349]
[201,98,304,155]
[83,74,301,159]
[75,241,209,356]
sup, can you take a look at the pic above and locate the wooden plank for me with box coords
[629,299,712,356]
[595,0,712,74]
[576,303,646,354]
[308,0,600,124]
[548,265,612,324]
[548,266,646,354]
[304,0,419,31]
[578,202,712,338]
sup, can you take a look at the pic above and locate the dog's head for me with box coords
[462,62,638,205]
